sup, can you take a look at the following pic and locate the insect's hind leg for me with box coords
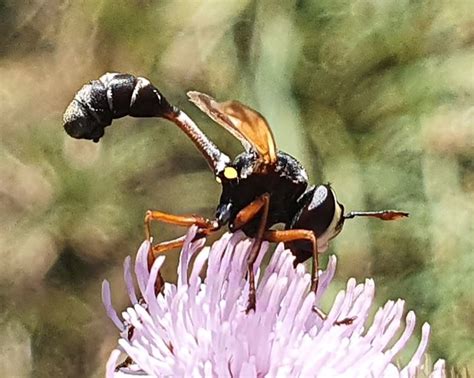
[143,210,220,292]
[144,210,219,241]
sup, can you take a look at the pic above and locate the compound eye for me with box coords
[308,185,330,211]
[305,185,337,236]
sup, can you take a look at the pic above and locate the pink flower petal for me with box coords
[102,228,445,377]
[101,280,125,331]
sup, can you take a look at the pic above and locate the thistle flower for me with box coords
[102,227,445,377]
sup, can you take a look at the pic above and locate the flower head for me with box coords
[102,227,445,377]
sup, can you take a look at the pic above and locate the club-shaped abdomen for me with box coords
[63,73,175,142]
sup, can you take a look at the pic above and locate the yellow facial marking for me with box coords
[215,176,222,184]
[223,166,238,180]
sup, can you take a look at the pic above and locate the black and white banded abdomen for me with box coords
[63,73,175,142]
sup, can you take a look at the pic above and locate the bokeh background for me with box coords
[0,0,472,376]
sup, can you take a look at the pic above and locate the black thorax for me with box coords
[215,151,308,236]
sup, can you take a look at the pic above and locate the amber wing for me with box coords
[188,91,278,168]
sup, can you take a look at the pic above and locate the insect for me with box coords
[63,72,408,316]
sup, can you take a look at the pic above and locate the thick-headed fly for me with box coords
[63,73,408,314]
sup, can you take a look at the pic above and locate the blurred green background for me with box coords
[0,0,472,376]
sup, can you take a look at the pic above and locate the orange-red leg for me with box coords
[152,235,186,255]
[144,210,219,241]
[233,193,271,313]
[263,229,319,293]
[264,229,354,326]
[143,210,220,293]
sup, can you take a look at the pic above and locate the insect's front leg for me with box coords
[264,229,354,326]
[263,229,320,293]
[232,193,270,314]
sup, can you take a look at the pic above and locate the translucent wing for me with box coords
[188,91,277,167]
